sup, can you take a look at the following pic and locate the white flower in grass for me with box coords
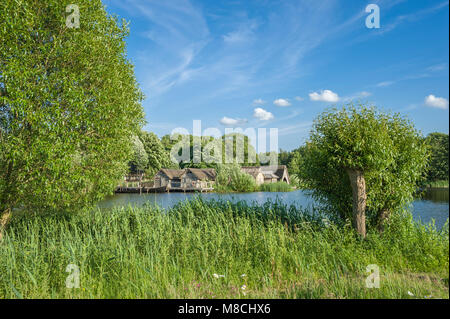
[213,273,225,278]
[407,291,414,296]
[241,285,247,290]
[241,274,246,277]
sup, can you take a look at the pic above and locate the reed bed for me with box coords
[0,198,448,299]
[258,182,294,192]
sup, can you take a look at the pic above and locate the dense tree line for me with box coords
[424,132,449,183]
[129,132,262,174]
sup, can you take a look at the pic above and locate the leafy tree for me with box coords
[139,131,176,175]
[299,104,428,237]
[129,135,148,173]
[425,132,449,182]
[160,133,259,168]
[0,0,144,235]
[286,146,306,187]
[278,149,291,166]
[221,133,259,166]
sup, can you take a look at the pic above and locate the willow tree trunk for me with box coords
[346,169,367,238]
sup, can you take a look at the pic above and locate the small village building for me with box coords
[240,165,290,185]
[241,167,265,185]
[261,165,290,184]
[182,168,216,190]
[153,169,185,188]
[153,168,216,191]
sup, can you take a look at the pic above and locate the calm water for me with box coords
[98,189,449,229]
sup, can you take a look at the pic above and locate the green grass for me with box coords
[258,182,294,192]
[0,198,448,299]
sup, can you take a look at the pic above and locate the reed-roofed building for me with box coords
[241,167,265,185]
[240,165,290,185]
[153,168,216,191]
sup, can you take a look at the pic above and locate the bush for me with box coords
[215,164,257,192]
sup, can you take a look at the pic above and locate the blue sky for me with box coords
[103,0,449,151]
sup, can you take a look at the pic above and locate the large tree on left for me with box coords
[0,0,144,234]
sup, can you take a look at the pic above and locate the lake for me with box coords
[98,189,449,229]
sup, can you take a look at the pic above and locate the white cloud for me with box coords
[219,116,248,126]
[427,63,448,72]
[309,90,339,102]
[343,91,372,101]
[253,108,274,121]
[376,81,394,87]
[273,98,291,107]
[223,21,258,44]
[425,95,449,110]
[359,91,371,98]
[253,98,266,105]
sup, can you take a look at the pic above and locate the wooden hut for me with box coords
[153,168,216,192]
[241,165,290,185]
[241,167,265,185]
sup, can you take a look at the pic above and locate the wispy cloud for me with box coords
[374,62,448,89]
[343,91,372,101]
[278,122,313,137]
[111,0,210,97]
[219,116,248,126]
[223,20,258,44]
[252,98,266,105]
[376,81,395,87]
[379,1,449,35]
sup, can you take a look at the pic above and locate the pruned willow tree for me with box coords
[299,104,428,238]
[0,0,144,237]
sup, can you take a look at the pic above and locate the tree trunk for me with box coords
[346,169,367,238]
[377,208,390,233]
[0,209,11,242]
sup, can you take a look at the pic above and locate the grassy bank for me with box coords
[0,199,448,299]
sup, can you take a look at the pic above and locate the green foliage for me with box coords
[425,132,449,182]
[0,0,144,213]
[129,135,148,173]
[258,182,293,192]
[1,199,448,298]
[215,163,257,192]
[299,104,428,223]
[139,131,176,175]
[160,133,259,169]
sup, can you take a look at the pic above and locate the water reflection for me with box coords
[423,188,449,203]
[98,189,449,229]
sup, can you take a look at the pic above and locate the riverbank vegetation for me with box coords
[425,180,449,188]
[214,164,293,193]
[259,182,293,192]
[1,199,448,299]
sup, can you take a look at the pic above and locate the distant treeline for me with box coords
[129,130,449,188]
[128,131,277,175]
